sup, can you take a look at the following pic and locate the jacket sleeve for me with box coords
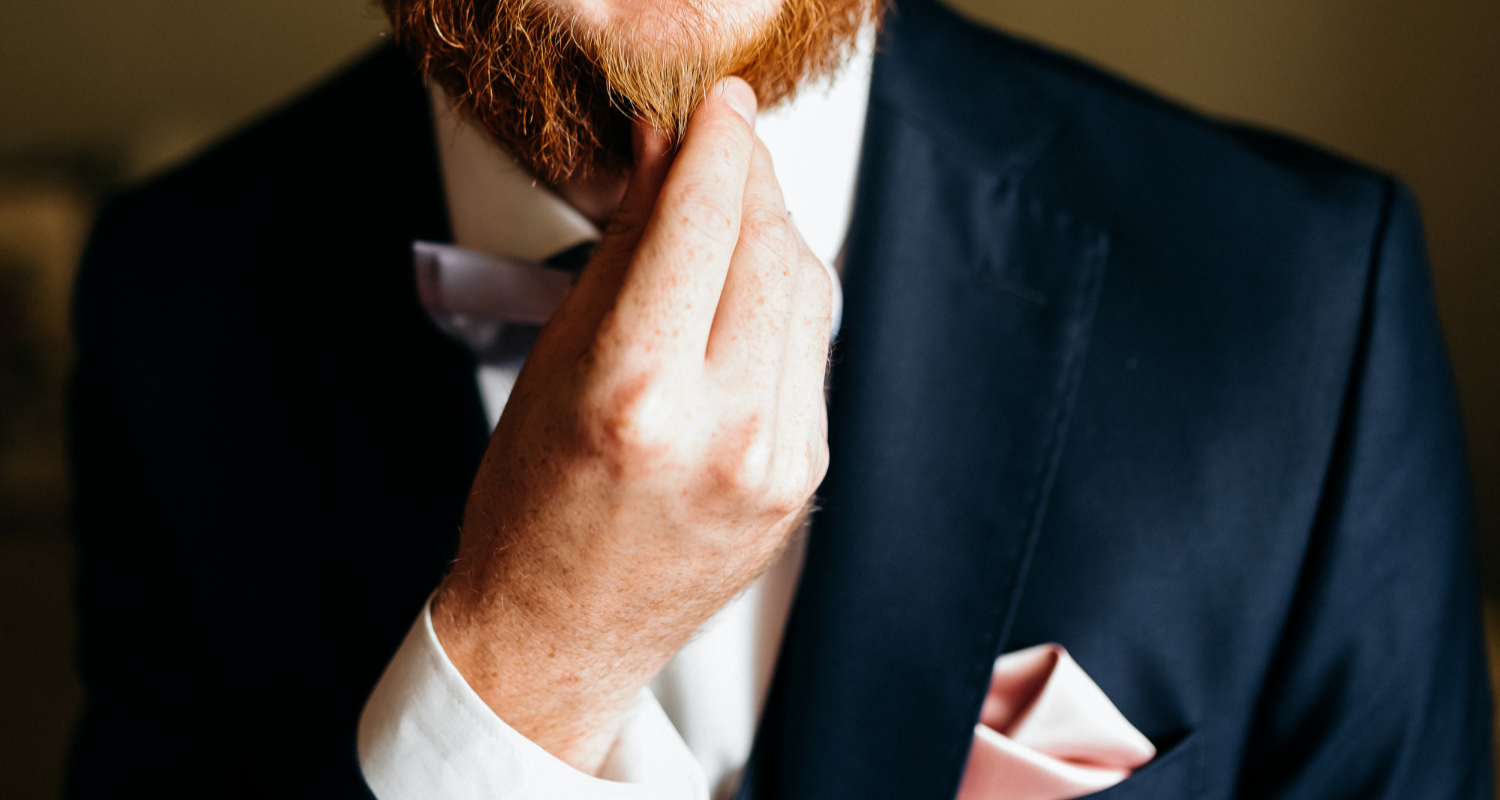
[64,198,706,800]
[63,197,382,800]
[1238,180,1493,798]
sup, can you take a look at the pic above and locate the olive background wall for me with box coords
[0,1,1494,797]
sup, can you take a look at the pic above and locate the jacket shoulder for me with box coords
[105,44,428,227]
[1002,24,1383,191]
[75,44,440,336]
[880,0,1396,226]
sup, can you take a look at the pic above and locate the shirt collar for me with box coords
[429,30,874,269]
[429,85,599,262]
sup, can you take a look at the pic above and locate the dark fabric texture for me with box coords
[66,0,1490,797]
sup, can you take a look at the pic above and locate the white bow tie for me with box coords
[414,239,844,364]
[413,240,586,363]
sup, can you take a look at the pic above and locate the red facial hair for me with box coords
[383,0,883,183]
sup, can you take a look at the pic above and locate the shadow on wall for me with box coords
[0,167,93,800]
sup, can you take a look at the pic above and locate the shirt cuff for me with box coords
[357,597,708,800]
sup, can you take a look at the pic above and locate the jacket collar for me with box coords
[742,1,1109,797]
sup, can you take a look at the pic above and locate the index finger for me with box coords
[601,77,759,366]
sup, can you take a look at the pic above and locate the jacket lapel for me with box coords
[742,2,1109,797]
[274,45,491,686]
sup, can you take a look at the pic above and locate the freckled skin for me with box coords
[433,79,835,775]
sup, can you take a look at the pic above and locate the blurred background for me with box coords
[0,0,1494,796]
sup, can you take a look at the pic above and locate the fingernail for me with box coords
[719,77,758,128]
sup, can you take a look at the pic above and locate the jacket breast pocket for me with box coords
[1081,732,1201,799]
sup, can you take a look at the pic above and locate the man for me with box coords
[66,0,1492,796]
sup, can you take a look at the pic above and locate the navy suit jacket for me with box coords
[66,0,1491,797]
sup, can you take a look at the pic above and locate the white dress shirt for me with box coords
[358,36,874,800]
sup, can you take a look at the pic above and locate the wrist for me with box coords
[430,558,683,775]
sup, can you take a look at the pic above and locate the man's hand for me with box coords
[431,77,835,774]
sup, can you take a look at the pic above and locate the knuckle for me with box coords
[740,208,797,263]
[766,483,807,521]
[786,436,828,504]
[802,256,836,324]
[580,373,678,470]
[768,435,825,518]
[753,137,775,167]
[705,415,776,499]
[719,433,819,521]
[803,254,833,297]
[810,437,830,488]
[674,180,740,243]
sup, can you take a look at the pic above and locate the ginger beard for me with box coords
[383,0,881,184]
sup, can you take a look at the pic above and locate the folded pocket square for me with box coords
[955,644,1155,800]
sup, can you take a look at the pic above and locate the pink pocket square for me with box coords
[955,645,1155,800]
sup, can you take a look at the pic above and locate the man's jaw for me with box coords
[385,0,881,183]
